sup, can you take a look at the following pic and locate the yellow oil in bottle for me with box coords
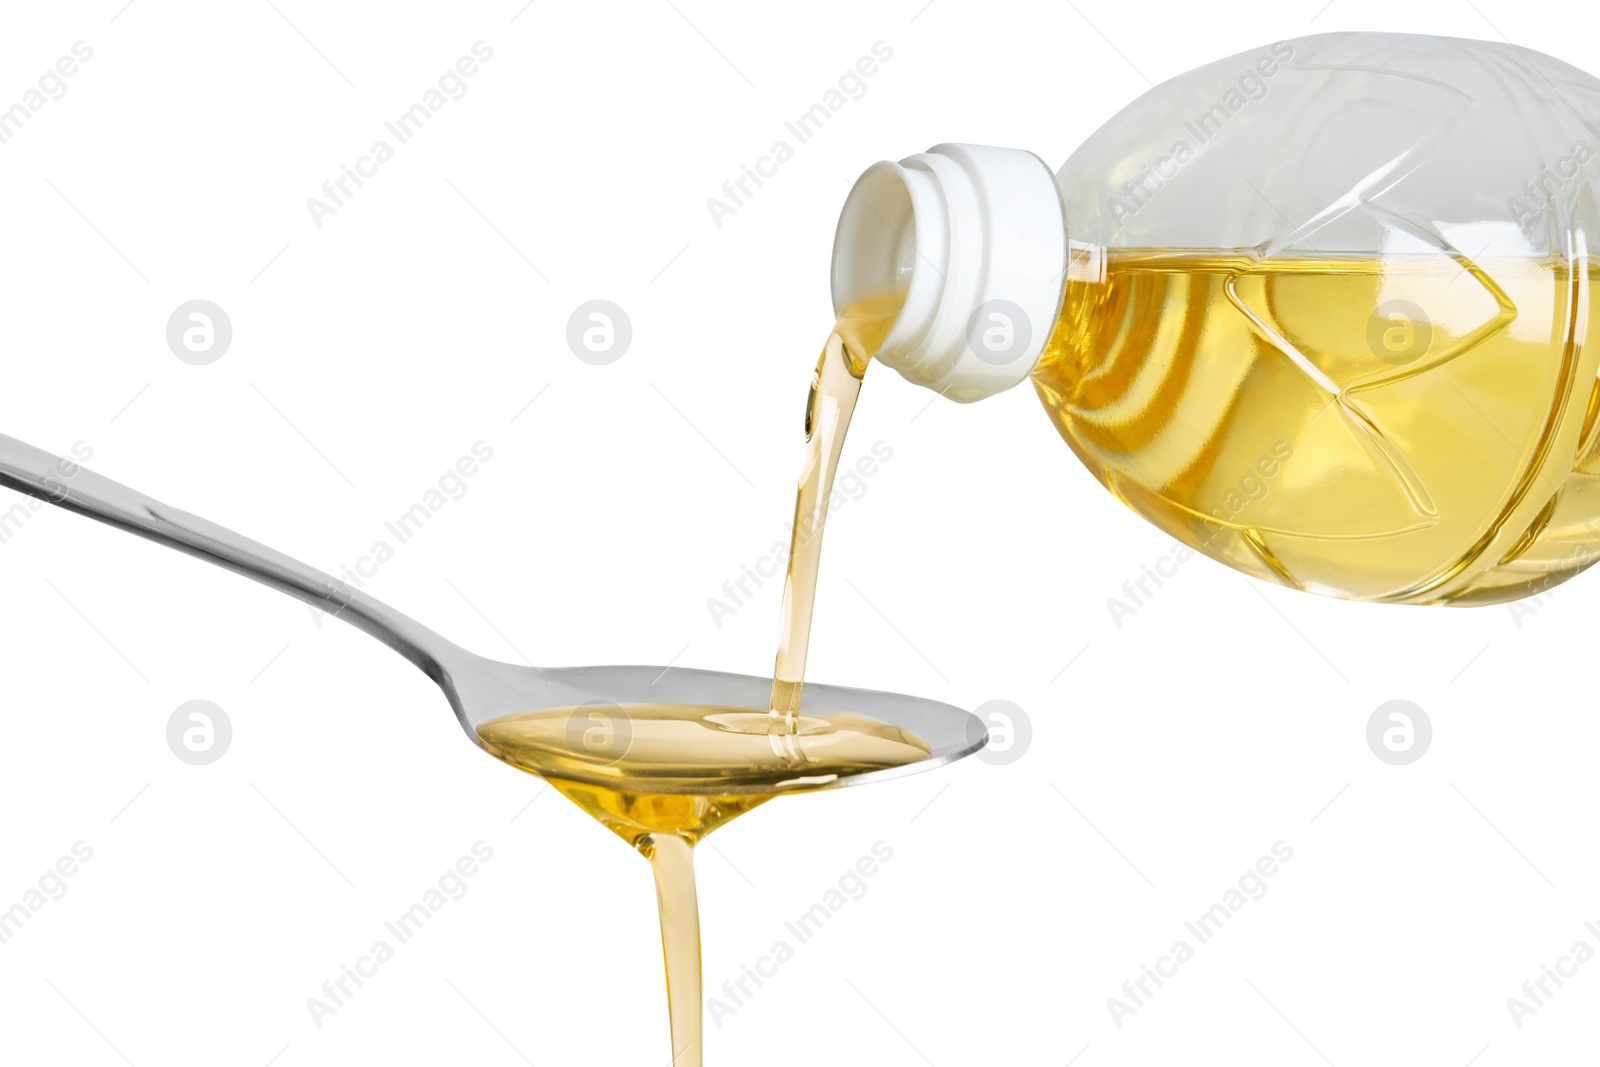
[1033,249,1600,604]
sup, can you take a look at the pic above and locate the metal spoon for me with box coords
[0,433,987,789]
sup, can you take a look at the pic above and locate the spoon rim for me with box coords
[469,662,989,797]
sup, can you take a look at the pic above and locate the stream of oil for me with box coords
[475,294,914,1067]
[769,292,904,723]
[475,703,928,1066]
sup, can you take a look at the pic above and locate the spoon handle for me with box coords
[0,433,465,681]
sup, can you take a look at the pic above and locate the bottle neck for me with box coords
[830,143,1070,403]
[1030,241,1103,397]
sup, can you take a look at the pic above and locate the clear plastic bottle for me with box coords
[831,32,1600,605]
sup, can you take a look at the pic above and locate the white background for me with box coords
[1,1,1597,1064]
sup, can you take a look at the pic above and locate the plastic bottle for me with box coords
[831,31,1600,605]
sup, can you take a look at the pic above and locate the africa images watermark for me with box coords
[705,40,894,229]
[305,41,495,229]
[1508,134,1597,244]
[706,840,895,1028]
[1107,840,1295,1028]
[307,440,495,628]
[0,841,95,948]
[1504,916,1600,1029]
[306,841,495,1027]
[0,439,94,547]
[1105,440,1294,627]
[0,41,94,148]
[705,439,893,628]
[1504,514,1600,629]
[1107,40,1294,229]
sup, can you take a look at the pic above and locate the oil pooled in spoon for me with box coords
[476,293,914,1067]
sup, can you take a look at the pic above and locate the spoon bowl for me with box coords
[454,659,984,794]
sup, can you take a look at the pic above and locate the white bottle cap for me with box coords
[831,143,1068,403]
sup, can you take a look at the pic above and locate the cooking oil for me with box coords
[1034,250,1600,604]
[472,291,920,1067]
